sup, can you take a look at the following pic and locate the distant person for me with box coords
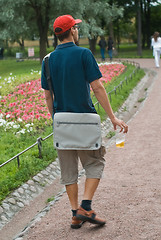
[107,36,114,61]
[151,32,161,68]
[98,36,107,61]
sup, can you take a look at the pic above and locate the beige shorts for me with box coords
[57,146,106,185]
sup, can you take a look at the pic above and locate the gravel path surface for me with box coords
[1,59,161,240]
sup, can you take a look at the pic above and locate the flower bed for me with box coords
[98,62,125,83]
[0,63,126,134]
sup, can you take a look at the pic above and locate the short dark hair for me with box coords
[56,29,71,42]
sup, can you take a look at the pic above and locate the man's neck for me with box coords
[61,39,74,44]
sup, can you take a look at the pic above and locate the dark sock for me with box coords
[72,209,77,217]
[81,200,92,211]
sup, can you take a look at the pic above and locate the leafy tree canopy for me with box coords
[0,0,123,42]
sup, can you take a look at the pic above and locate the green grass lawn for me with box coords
[0,59,41,78]
[0,60,41,96]
[116,43,152,58]
[0,125,57,203]
[0,58,145,204]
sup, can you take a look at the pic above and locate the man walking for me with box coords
[41,15,128,229]
[98,36,107,61]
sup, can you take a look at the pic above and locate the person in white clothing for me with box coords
[151,32,161,68]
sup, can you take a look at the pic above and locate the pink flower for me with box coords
[0,64,126,128]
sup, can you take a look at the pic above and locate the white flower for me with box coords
[5,125,12,129]
[0,76,1,79]
[6,122,14,127]
[7,80,11,83]
[98,61,122,66]
[10,73,13,75]
[17,129,26,134]
[21,129,26,134]
[17,118,23,122]
[16,132,21,137]
[27,126,33,132]
[13,124,20,129]
[6,114,10,118]
[0,86,2,89]
[0,119,6,126]
[25,123,31,128]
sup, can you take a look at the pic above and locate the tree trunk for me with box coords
[116,21,120,51]
[39,33,47,63]
[88,37,97,55]
[141,0,146,48]
[17,38,25,50]
[136,0,142,56]
[29,0,50,63]
[38,24,48,63]
[5,40,9,49]
[142,0,151,48]
[46,37,49,48]
[108,21,115,45]
[146,0,151,48]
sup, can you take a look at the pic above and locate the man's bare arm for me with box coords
[90,79,128,133]
[44,90,54,117]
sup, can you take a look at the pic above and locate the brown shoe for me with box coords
[76,206,106,225]
[71,216,84,229]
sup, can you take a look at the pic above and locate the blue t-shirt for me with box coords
[41,42,102,116]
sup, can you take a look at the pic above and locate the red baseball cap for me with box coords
[53,15,82,35]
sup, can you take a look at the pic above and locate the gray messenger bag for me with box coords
[53,112,102,150]
[44,55,102,150]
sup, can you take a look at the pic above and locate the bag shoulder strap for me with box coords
[44,53,55,114]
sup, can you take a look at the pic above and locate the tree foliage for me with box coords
[0,0,28,42]
[151,4,161,34]
[1,0,161,59]
[0,0,123,59]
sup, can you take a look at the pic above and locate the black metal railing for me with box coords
[0,133,53,168]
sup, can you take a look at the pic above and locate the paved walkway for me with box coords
[1,59,161,240]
